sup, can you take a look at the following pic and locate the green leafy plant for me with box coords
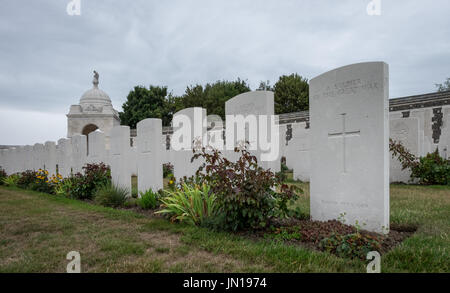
[0,167,7,185]
[2,174,20,187]
[281,161,289,173]
[276,170,287,182]
[137,189,160,210]
[67,163,111,200]
[54,178,74,197]
[264,226,303,242]
[412,150,450,185]
[390,139,450,185]
[319,232,382,260]
[190,144,301,231]
[156,183,217,226]
[30,169,54,194]
[131,186,138,198]
[94,183,129,207]
[166,174,176,191]
[163,163,174,178]
[16,170,36,189]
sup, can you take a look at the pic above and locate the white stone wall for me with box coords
[281,106,450,183]
[1,90,449,193]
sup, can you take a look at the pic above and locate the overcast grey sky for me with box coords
[0,0,449,145]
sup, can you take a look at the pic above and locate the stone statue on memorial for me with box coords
[93,70,99,88]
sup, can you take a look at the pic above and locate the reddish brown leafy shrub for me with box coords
[189,144,301,231]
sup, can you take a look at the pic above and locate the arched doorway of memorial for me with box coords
[82,124,99,155]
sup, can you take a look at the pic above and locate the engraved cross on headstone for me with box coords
[328,113,360,173]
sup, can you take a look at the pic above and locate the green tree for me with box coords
[435,78,450,92]
[181,78,251,119]
[257,80,273,91]
[119,85,173,128]
[273,73,309,114]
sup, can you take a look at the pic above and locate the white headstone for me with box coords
[206,115,225,150]
[225,91,280,172]
[33,143,45,171]
[87,130,107,165]
[71,135,87,174]
[172,107,207,180]
[57,138,72,177]
[23,145,33,171]
[310,62,390,234]
[389,118,420,183]
[110,126,131,194]
[8,148,18,174]
[44,141,57,176]
[290,127,311,182]
[137,118,163,193]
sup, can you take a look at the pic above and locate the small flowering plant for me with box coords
[49,173,63,185]
[35,169,49,183]
[33,169,55,194]
[166,174,176,191]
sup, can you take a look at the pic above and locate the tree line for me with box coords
[119,74,309,128]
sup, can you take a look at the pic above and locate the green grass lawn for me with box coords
[0,183,449,273]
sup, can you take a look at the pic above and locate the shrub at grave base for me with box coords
[2,174,20,187]
[412,150,450,185]
[16,170,36,189]
[67,163,111,200]
[30,169,54,194]
[54,178,73,197]
[0,167,7,185]
[156,183,217,226]
[390,139,450,185]
[166,174,176,191]
[190,145,301,231]
[319,232,383,260]
[163,163,174,178]
[281,161,289,173]
[137,189,161,210]
[94,184,129,208]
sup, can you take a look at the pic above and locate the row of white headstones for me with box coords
[0,62,390,234]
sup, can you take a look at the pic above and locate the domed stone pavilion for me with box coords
[66,71,120,145]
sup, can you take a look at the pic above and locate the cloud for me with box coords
[0,107,66,145]
[0,0,449,144]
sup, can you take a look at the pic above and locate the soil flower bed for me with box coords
[243,219,417,260]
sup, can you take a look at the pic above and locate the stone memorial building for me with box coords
[66,71,120,148]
